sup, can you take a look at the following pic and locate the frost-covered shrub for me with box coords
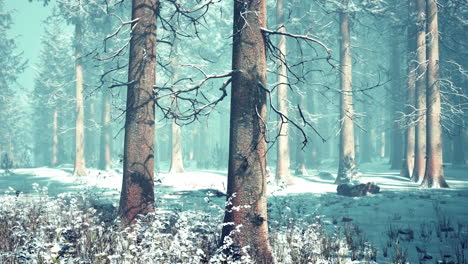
[0,185,368,264]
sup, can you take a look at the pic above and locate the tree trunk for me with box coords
[275,0,292,185]
[73,21,86,176]
[99,89,112,170]
[221,0,273,262]
[170,119,184,173]
[336,0,356,184]
[51,109,58,167]
[421,0,448,188]
[411,0,427,183]
[400,0,417,178]
[169,45,184,173]
[389,22,403,170]
[118,0,158,225]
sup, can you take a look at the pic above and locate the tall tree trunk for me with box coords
[275,0,292,184]
[221,0,273,262]
[99,89,112,170]
[73,21,86,176]
[51,109,58,167]
[169,45,184,173]
[118,0,158,224]
[336,0,356,184]
[421,0,448,188]
[389,21,403,170]
[411,0,427,183]
[400,0,417,178]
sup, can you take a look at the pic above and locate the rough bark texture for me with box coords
[99,89,112,171]
[51,109,58,167]
[73,22,86,177]
[119,0,158,225]
[421,0,448,188]
[221,0,273,262]
[411,0,427,183]
[275,0,292,185]
[336,0,356,184]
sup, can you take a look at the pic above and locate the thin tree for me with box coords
[118,0,158,225]
[221,0,273,262]
[275,0,292,184]
[169,41,184,173]
[336,0,356,184]
[389,18,403,170]
[73,19,87,176]
[421,0,449,188]
[411,0,427,183]
[99,88,112,171]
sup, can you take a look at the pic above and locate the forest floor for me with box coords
[1,160,467,263]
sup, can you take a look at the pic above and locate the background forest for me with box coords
[0,0,467,263]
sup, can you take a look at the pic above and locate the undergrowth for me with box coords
[0,184,370,264]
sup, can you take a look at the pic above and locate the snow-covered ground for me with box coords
[1,161,467,263]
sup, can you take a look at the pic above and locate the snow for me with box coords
[1,161,467,263]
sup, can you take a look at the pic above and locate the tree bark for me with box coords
[99,89,112,170]
[73,21,86,176]
[275,0,292,184]
[411,0,427,183]
[118,0,158,224]
[51,109,58,167]
[400,1,417,178]
[221,0,273,262]
[336,0,356,184]
[421,0,448,188]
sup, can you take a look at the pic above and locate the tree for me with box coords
[275,0,292,184]
[400,0,417,178]
[0,0,26,168]
[118,0,158,225]
[33,14,73,168]
[99,88,112,170]
[336,0,356,184]
[221,0,273,262]
[421,0,449,188]
[411,0,427,183]
[169,41,184,174]
[388,14,404,170]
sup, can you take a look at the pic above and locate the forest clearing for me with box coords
[1,0,467,263]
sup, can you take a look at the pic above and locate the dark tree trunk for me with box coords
[421,0,448,188]
[221,0,273,262]
[73,21,86,176]
[336,0,356,184]
[118,0,158,224]
[411,0,427,183]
